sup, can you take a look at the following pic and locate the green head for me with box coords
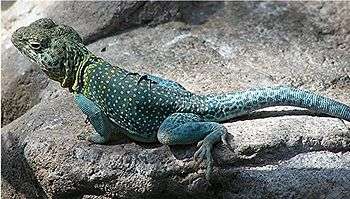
[11,18,89,90]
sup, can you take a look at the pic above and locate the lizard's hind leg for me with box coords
[158,113,232,180]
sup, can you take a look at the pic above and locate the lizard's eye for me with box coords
[29,41,41,50]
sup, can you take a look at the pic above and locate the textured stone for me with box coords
[2,1,350,198]
[88,2,350,98]
[1,40,49,126]
[43,1,200,43]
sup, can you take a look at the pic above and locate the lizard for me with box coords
[11,18,350,180]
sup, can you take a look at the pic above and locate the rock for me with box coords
[44,1,203,43]
[226,151,350,198]
[1,1,15,11]
[2,1,202,43]
[2,1,350,198]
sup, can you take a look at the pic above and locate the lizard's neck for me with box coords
[58,42,95,92]
[71,54,124,94]
[71,53,94,93]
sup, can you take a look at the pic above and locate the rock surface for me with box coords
[44,1,196,43]
[2,1,350,199]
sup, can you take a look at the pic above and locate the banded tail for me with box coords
[201,86,350,122]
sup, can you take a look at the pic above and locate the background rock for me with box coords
[1,1,350,199]
[1,43,48,126]
[88,1,349,98]
[43,1,200,43]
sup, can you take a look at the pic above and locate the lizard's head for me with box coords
[12,18,87,90]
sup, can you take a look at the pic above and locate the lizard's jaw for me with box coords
[37,59,67,85]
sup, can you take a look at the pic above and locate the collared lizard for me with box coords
[12,18,350,179]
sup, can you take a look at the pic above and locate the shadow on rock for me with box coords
[230,109,333,122]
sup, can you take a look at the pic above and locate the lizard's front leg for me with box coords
[157,113,232,180]
[75,94,112,144]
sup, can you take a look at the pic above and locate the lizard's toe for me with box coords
[221,131,234,152]
[88,133,109,144]
[194,140,214,180]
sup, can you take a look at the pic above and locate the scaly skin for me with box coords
[12,18,350,180]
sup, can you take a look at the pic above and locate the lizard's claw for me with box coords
[221,132,234,152]
[193,129,233,180]
[194,140,214,180]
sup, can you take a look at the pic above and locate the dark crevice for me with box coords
[226,109,335,123]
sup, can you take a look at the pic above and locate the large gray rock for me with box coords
[88,1,349,96]
[2,1,203,43]
[2,1,350,198]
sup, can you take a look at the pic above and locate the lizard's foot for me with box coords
[88,132,110,144]
[77,130,91,141]
[193,126,233,180]
[75,94,112,145]
[158,113,233,180]
[194,139,214,180]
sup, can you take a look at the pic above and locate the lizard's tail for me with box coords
[201,86,350,122]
